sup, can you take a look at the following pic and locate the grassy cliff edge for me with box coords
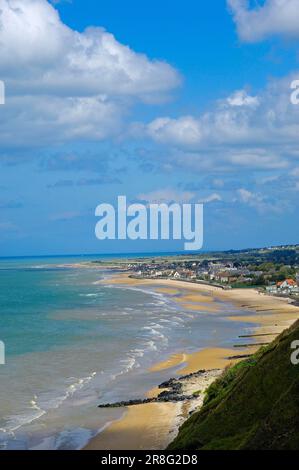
[168,320,299,450]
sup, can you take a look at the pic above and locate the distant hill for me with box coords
[169,320,299,450]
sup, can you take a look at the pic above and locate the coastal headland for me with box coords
[84,271,299,450]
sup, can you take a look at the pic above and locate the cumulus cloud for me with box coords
[226,89,259,107]
[0,0,180,148]
[236,187,283,213]
[49,211,83,221]
[137,189,195,204]
[140,78,299,170]
[228,149,288,169]
[228,0,299,42]
[47,176,121,188]
[0,0,179,97]
[290,166,299,190]
[143,89,262,149]
[238,188,259,203]
[199,193,222,203]
[1,95,125,148]
[136,189,222,205]
[146,116,203,146]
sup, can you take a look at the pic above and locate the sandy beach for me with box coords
[84,273,299,451]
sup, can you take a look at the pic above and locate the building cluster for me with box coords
[127,258,299,298]
[266,277,299,296]
[129,260,258,283]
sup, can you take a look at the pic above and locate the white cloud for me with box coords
[137,189,222,205]
[226,89,259,107]
[0,0,180,148]
[146,116,203,146]
[0,95,124,147]
[50,211,83,221]
[143,89,262,149]
[140,77,299,170]
[228,149,288,169]
[137,189,195,204]
[0,0,179,98]
[236,188,282,213]
[290,166,299,190]
[228,0,299,42]
[237,188,258,203]
[199,193,222,203]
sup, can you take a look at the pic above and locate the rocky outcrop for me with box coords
[98,369,219,409]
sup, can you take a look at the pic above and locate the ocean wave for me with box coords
[79,293,100,298]
[149,322,165,329]
[172,315,185,323]
[0,395,47,440]
[104,284,168,303]
[110,355,139,381]
[0,371,98,445]
[51,372,98,409]
[142,325,168,343]
[145,340,158,351]
[130,348,145,358]
[159,318,180,326]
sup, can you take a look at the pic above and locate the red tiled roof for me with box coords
[277,279,297,287]
[286,278,297,285]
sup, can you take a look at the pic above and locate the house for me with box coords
[266,285,278,294]
[173,271,181,279]
[184,270,196,279]
[154,270,163,277]
[215,271,237,284]
[277,279,297,291]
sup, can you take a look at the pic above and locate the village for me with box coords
[124,245,299,300]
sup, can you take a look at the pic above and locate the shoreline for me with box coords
[84,273,299,451]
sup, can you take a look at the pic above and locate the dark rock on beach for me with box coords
[98,368,220,409]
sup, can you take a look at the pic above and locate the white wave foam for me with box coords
[159,318,180,326]
[142,325,168,343]
[130,348,145,358]
[0,372,98,442]
[79,293,98,297]
[2,397,47,436]
[146,340,158,351]
[110,354,140,381]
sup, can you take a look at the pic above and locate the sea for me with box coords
[0,255,255,449]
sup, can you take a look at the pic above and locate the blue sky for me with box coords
[1,0,299,256]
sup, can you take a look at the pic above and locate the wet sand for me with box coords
[84,347,234,451]
[84,401,179,450]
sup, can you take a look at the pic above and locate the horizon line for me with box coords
[0,243,297,260]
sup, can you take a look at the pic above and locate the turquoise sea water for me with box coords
[0,256,255,449]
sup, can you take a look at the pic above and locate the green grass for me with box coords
[168,320,299,450]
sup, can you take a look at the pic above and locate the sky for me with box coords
[1,0,299,256]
